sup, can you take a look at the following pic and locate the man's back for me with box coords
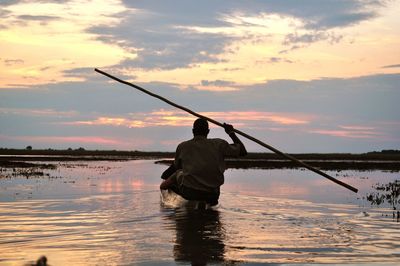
[175,135,241,192]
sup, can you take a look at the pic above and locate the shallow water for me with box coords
[0,160,399,265]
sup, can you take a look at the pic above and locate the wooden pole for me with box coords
[94,68,358,193]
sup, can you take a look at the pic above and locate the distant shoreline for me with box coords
[1,148,399,171]
[1,148,399,158]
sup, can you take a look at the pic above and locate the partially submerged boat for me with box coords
[160,189,216,210]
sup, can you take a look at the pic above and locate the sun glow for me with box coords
[0,0,132,88]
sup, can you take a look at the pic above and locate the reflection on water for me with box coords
[167,208,225,265]
[1,160,400,265]
[160,190,226,265]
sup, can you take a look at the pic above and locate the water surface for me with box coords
[0,160,399,265]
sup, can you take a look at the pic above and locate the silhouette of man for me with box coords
[160,118,247,206]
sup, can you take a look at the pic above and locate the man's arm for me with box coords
[161,163,176,180]
[224,123,247,156]
[160,174,176,190]
[161,144,183,180]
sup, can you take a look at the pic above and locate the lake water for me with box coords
[0,160,399,265]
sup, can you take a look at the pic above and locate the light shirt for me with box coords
[174,135,241,192]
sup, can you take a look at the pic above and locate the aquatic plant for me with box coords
[366,180,400,209]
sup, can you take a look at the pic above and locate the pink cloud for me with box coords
[1,135,120,145]
[0,135,153,149]
[0,107,78,117]
[70,117,146,128]
[339,125,375,131]
[64,109,313,128]
[202,111,311,125]
[309,128,382,139]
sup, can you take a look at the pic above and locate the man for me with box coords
[160,118,247,206]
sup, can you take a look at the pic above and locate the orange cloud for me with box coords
[0,107,78,117]
[202,111,311,125]
[65,109,312,128]
[0,0,130,88]
[309,127,382,139]
[0,135,120,145]
[339,125,375,131]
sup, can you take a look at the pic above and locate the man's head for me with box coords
[192,118,209,136]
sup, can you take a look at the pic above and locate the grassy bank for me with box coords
[1,148,400,160]
[1,148,399,171]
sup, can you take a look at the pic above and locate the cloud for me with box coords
[86,0,386,71]
[201,80,235,86]
[0,0,71,5]
[0,107,78,117]
[259,0,385,29]
[1,72,399,152]
[199,79,238,91]
[0,2,64,27]
[305,10,378,29]
[119,0,385,30]
[14,14,61,26]
[89,12,234,70]
[0,8,11,17]
[1,1,396,153]
[382,64,400,69]
[63,110,312,130]
[309,128,382,139]
[3,72,399,121]
[339,125,375,131]
[0,0,21,6]
[230,73,400,121]
[257,57,294,64]
[63,67,101,80]
[62,111,194,128]
[202,111,312,126]
[283,31,343,46]
[1,58,24,66]
[17,14,60,21]
[280,31,344,53]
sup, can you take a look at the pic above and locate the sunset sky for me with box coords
[1,0,399,153]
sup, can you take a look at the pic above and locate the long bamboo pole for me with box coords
[94,68,358,193]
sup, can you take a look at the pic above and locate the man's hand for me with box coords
[223,123,235,135]
[224,123,248,156]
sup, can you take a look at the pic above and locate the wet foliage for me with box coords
[366,180,400,208]
[0,161,57,178]
[365,180,400,222]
